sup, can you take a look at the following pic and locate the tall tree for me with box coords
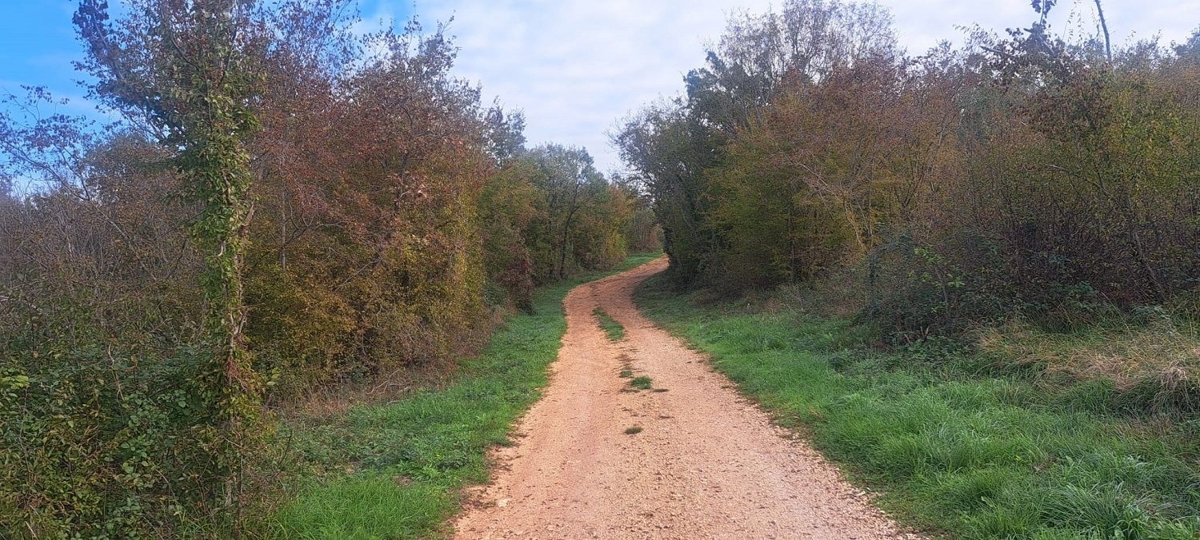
[614,102,718,284]
[615,0,897,287]
[526,145,602,280]
[74,0,266,522]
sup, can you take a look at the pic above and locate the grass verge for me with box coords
[260,253,660,539]
[634,273,1200,540]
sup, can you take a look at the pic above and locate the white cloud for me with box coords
[395,0,1200,174]
[404,0,772,173]
[890,1,1200,54]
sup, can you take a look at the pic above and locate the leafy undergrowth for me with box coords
[634,273,1200,540]
[258,253,660,539]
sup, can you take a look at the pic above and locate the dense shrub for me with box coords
[617,0,1200,340]
[0,1,645,536]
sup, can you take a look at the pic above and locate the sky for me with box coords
[2,1,1199,175]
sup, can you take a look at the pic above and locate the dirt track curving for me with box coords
[453,258,919,539]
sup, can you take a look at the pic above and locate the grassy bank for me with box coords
[260,253,660,539]
[634,274,1200,539]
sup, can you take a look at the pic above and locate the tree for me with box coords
[525,145,603,280]
[614,102,718,284]
[484,104,527,165]
[482,145,631,292]
[479,158,543,312]
[240,15,497,390]
[1173,27,1200,63]
[616,0,899,288]
[75,0,266,523]
[688,0,897,135]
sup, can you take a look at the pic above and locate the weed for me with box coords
[630,376,652,390]
[624,425,643,435]
[594,307,626,341]
[618,353,636,380]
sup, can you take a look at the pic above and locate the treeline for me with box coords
[616,0,1200,340]
[0,0,656,536]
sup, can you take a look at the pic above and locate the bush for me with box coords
[1,302,227,536]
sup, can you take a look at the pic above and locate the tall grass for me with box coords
[973,314,1200,415]
[635,273,1200,539]
[260,253,660,539]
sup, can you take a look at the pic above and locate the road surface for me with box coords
[454,258,918,539]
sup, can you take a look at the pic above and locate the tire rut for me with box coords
[453,258,919,539]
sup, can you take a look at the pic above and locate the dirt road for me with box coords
[453,258,917,539]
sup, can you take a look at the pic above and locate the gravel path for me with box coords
[453,258,920,539]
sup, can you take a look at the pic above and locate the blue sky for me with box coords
[0,2,91,107]
[0,1,408,117]
[3,1,1199,174]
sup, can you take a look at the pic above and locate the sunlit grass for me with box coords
[273,478,450,540]
[634,273,1200,539]
[263,254,659,539]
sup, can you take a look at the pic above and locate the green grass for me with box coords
[634,273,1200,540]
[261,254,659,539]
[594,307,626,342]
[630,376,652,390]
[612,251,662,273]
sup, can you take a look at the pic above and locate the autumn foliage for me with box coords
[0,1,652,536]
[616,0,1200,339]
